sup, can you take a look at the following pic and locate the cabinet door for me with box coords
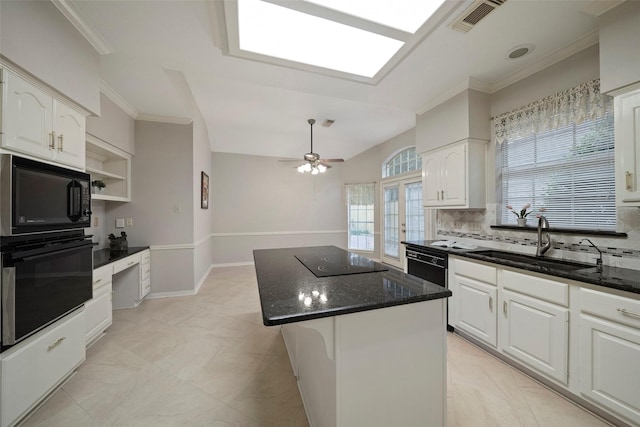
[84,284,113,346]
[421,152,441,206]
[453,275,497,347]
[440,144,466,206]
[1,70,53,159]
[579,315,640,425]
[52,100,85,169]
[615,89,640,205]
[501,290,569,384]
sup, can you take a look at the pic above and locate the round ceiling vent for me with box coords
[506,44,535,60]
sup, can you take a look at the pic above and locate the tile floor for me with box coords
[21,265,611,427]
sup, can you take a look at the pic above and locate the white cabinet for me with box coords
[501,270,569,385]
[85,264,113,347]
[579,287,640,425]
[0,68,85,169]
[451,258,498,347]
[614,86,640,206]
[86,133,132,202]
[139,249,151,299]
[0,309,85,427]
[421,139,486,208]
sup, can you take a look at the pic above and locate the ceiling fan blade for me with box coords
[321,158,344,163]
[279,159,304,162]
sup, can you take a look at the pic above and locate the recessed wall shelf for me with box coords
[86,133,132,202]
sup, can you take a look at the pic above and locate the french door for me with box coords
[382,179,424,268]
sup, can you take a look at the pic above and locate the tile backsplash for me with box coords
[436,204,640,270]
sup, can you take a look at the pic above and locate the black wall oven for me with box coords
[1,155,91,236]
[1,230,93,352]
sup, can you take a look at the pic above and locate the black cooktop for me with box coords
[295,250,388,278]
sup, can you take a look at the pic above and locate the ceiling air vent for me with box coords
[452,0,507,33]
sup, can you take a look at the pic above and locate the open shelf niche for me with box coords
[85,133,132,202]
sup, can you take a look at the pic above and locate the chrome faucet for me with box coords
[580,238,603,273]
[536,215,552,257]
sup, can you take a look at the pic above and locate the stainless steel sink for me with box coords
[472,250,593,272]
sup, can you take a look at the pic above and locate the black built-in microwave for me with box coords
[0,155,92,235]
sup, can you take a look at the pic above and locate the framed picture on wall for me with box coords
[201,171,209,209]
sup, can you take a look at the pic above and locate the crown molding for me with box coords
[50,0,114,55]
[100,80,138,119]
[136,114,193,125]
[580,0,624,17]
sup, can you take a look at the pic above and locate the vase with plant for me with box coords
[91,179,106,194]
[507,203,532,226]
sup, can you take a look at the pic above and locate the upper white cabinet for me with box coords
[0,69,85,169]
[614,86,640,206]
[422,139,486,209]
[86,134,132,202]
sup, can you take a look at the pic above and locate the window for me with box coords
[383,147,422,178]
[496,79,615,230]
[346,183,375,251]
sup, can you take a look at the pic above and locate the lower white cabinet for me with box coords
[454,275,498,348]
[0,309,85,427]
[579,287,640,425]
[501,290,569,384]
[139,249,151,300]
[85,265,114,346]
[451,258,498,348]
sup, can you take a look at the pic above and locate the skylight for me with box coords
[221,0,451,81]
[307,0,446,33]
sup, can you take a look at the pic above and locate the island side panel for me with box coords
[335,299,446,427]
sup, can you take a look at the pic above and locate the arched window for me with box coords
[382,147,422,178]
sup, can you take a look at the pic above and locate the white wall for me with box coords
[86,93,136,155]
[0,0,101,114]
[106,121,196,294]
[211,152,345,265]
[599,1,640,93]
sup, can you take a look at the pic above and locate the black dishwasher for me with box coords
[405,245,452,331]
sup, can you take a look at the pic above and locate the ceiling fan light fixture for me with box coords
[317,164,327,173]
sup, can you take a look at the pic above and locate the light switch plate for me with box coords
[115,218,125,228]
[126,218,133,227]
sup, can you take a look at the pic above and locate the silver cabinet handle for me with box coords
[503,301,508,316]
[128,261,134,266]
[617,308,640,319]
[626,171,633,191]
[47,337,65,351]
[58,134,64,152]
[441,190,445,200]
[489,296,493,311]
[95,278,102,284]
[49,132,56,150]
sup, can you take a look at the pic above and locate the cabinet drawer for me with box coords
[454,258,496,285]
[112,254,140,275]
[141,263,151,281]
[502,269,568,306]
[580,287,640,329]
[140,278,151,299]
[1,310,85,427]
[141,249,150,264]
[93,264,112,290]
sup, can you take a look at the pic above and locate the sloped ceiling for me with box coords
[62,0,614,160]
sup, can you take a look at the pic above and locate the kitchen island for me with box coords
[253,246,451,427]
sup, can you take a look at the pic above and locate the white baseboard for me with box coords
[146,289,197,299]
[212,261,255,268]
[194,264,214,294]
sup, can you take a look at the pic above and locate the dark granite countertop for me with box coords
[93,246,149,269]
[402,241,640,295]
[253,246,452,326]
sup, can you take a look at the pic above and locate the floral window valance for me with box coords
[493,79,613,144]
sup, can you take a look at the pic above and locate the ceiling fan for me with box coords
[280,119,344,174]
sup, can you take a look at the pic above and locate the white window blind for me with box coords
[497,80,615,230]
[346,183,375,251]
